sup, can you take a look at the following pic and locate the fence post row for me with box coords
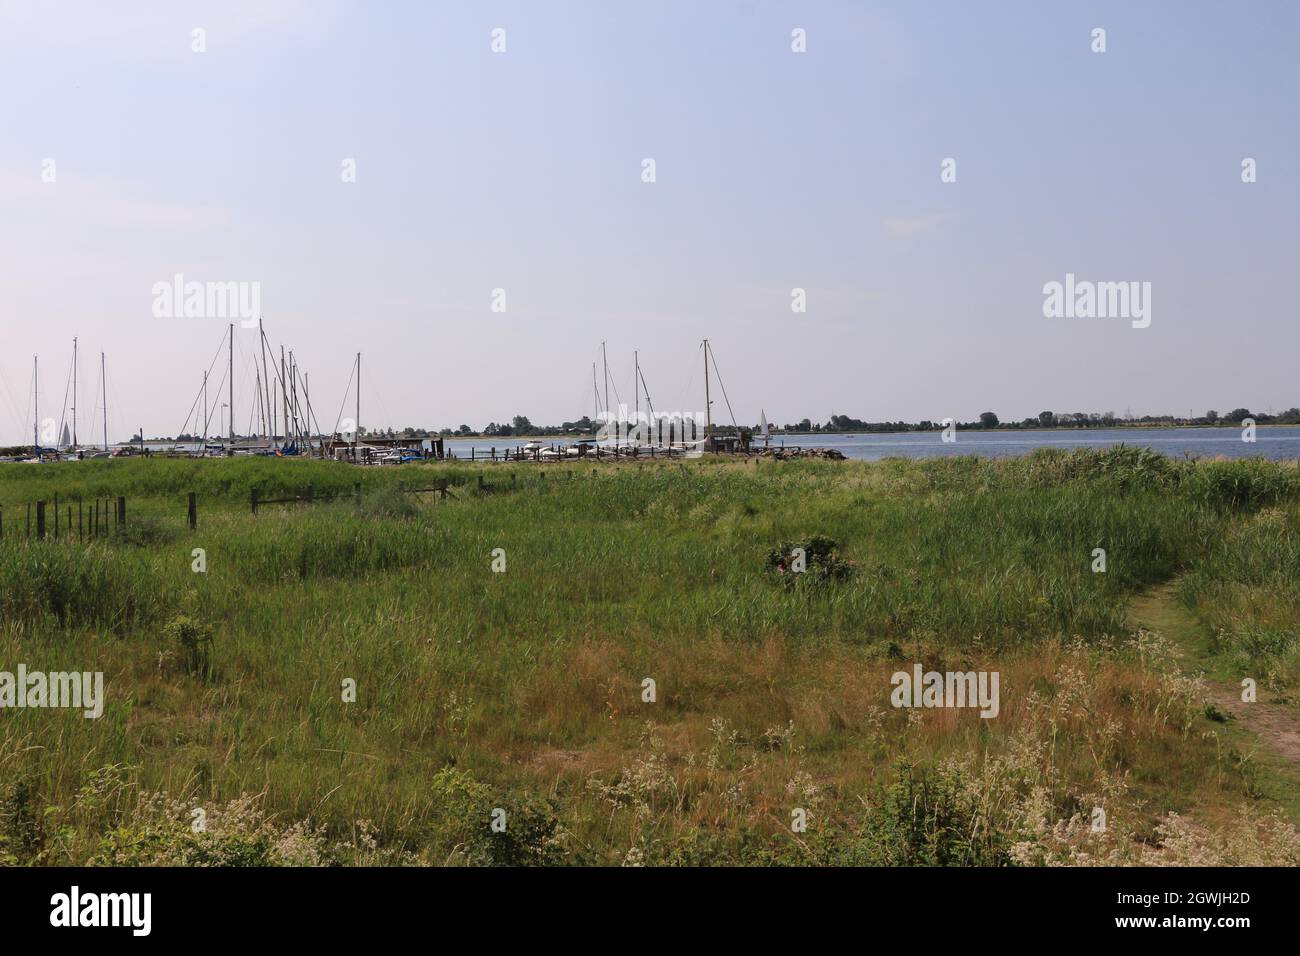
[8,462,629,543]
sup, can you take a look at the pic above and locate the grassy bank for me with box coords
[1,448,1298,866]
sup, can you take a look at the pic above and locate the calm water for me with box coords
[131,427,1300,462]
[763,427,1300,461]
[442,427,1300,462]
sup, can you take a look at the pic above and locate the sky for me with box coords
[0,0,1296,443]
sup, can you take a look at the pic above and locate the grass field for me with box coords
[1,448,1298,866]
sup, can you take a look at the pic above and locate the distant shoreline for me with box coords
[495,423,1293,441]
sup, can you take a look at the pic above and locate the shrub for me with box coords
[839,762,1011,866]
[163,608,214,678]
[427,768,569,866]
[765,534,856,586]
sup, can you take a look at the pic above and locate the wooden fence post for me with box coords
[118,496,126,526]
[251,488,260,515]
[36,500,46,540]
[188,492,197,530]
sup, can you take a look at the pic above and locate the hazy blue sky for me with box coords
[1,0,1296,442]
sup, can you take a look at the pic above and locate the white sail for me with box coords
[760,410,769,440]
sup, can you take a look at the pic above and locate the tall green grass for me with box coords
[1,448,1297,865]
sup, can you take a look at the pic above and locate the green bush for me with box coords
[427,768,569,866]
[836,763,1011,866]
[766,534,856,586]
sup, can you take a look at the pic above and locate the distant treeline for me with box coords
[334,407,1300,441]
[51,407,1300,447]
[774,408,1300,434]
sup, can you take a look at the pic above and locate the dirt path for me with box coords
[1127,582,1300,767]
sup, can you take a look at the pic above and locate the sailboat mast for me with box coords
[228,323,234,443]
[101,352,108,450]
[634,350,639,422]
[302,370,316,455]
[203,370,208,445]
[288,350,296,442]
[703,338,712,438]
[72,337,77,448]
[259,320,273,445]
[354,352,360,458]
[602,342,609,419]
[33,355,39,452]
[280,346,288,447]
